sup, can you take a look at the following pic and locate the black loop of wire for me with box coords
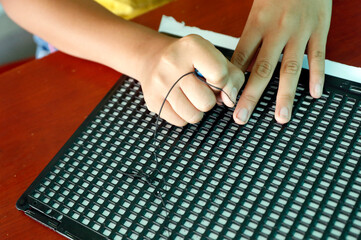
[120,71,235,238]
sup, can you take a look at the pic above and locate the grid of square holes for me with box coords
[29,76,361,240]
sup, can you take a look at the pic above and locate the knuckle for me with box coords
[277,93,295,103]
[213,67,229,84]
[312,50,325,61]
[278,14,295,29]
[242,94,259,106]
[282,60,300,75]
[232,51,248,69]
[206,66,229,86]
[316,11,329,25]
[179,34,204,47]
[251,11,267,27]
[254,60,273,79]
[309,50,325,73]
[187,34,204,41]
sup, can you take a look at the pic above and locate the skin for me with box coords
[1,0,332,126]
[231,0,332,125]
[0,0,243,127]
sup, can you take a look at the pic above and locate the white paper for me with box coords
[159,15,361,84]
[159,15,240,50]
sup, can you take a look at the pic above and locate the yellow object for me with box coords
[95,0,172,19]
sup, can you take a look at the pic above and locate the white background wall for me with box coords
[0,3,36,65]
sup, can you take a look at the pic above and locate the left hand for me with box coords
[231,0,332,124]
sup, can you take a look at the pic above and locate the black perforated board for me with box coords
[17,59,361,239]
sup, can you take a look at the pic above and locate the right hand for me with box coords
[231,0,332,125]
[139,34,244,127]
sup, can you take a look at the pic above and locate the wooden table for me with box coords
[1,0,360,239]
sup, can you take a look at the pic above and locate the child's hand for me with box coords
[231,0,332,124]
[139,34,244,127]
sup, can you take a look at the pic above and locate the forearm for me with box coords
[1,0,245,127]
[1,0,172,80]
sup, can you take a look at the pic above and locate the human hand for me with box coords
[231,0,332,124]
[139,34,244,127]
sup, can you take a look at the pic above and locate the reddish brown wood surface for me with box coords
[0,0,360,239]
[0,53,120,239]
[0,58,34,75]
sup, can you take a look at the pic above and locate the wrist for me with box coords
[102,20,176,83]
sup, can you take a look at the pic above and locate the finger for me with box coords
[216,93,223,105]
[220,62,245,107]
[181,35,228,88]
[179,73,217,112]
[194,64,244,108]
[185,35,243,103]
[180,35,244,106]
[275,36,309,124]
[231,28,262,72]
[307,33,327,99]
[233,37,286,125]
[167,87,204,124]
[158,101,187,127]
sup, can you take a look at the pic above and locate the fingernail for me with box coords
[314,83,322,98]
[231,87,238,104]
[280,107,289,120]
[237,108,249,123]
